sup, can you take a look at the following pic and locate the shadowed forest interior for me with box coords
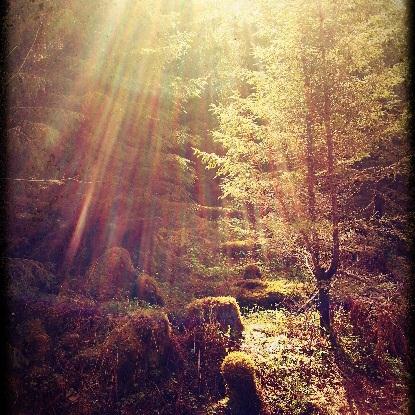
[4,0,412,414]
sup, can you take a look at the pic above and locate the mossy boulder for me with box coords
[134,273,165,305]
[235,279,267,290]
[105,310,172,370]
[243,263,262,279]
[84,247,136,300]
[221,351,262,415]
[186,296,243,338]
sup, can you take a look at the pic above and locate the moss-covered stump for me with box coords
[232,279,306,310]
[134,273,165,305]
[185,296,243,338]
[243,263,262,279]
[221,351,262,415]
[84,247,137,300]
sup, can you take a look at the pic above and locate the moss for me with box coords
[220,240,261,260]
[243,263,262,279]
[21,319,51,362]
[6,258,60,297]
[221,351,262,415]
[81,309,175,386]
[232,279,306,309]
[134,273,165,306]
[186,296,243,338]
[84,247,137,300]
[235,279,266,290]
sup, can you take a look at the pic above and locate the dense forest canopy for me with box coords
[4,1,412,414]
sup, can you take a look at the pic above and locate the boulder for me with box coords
[231,279,305,310]
[80,310,176,391]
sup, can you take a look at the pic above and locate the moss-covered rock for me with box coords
[186,296,243,338]
[232,279,306,309]
[134,273,165,305]
[243,263,262,279]
[235,279,267,290]
[84,247,136,300]
[221,351,262,415]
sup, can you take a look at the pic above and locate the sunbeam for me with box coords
[6,1,410,413]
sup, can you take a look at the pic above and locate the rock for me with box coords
[81,309,176,391]
[231,279,305,310]
[234,279,266,290]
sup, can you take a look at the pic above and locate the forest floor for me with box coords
[240,307,409,415]
[7,252,410,415]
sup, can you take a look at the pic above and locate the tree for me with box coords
[6,0,207,274]
[198,0,409,335]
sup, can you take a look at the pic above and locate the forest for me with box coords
[3,0,412,414]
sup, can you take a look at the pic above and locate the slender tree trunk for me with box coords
[318,1,339,338]
[317,279,331,332]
